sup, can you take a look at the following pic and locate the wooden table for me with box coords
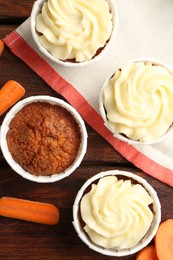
[0,1,172,259]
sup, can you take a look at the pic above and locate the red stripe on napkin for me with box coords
[3,31,173,186]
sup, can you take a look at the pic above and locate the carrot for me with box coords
[0,80,25,116]
[154,219,173,260]
[0,39,4,55]
[0,197,59,225]
[136,245,158,260]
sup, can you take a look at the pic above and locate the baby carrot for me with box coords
[0,197,59,225]
[136,245,158,260]
[155,219,173,260]
[0,40,4,55]
[0,80,25,116]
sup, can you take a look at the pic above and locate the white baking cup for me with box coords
[99,58,173,145]
[30,0,118,67]
[0,96,87,183]
[73,170,161,257]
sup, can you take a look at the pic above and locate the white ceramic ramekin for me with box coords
[73,170,161,257]
[30,0,118,67]
[99,58,173,145]
[0,95,87,183]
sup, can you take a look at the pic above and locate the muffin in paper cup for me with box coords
[100,59,173,145]
[0,95,87,183]
[30,0,118,67]
[73,170,161,257]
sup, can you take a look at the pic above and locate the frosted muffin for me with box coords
[100,60,173,144]
[31,0,118,66]
[73,170,161,257]
[0,96,87,183]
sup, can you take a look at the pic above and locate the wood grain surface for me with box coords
[0,1,172,259]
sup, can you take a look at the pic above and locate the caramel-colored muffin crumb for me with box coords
[6,102,81,176]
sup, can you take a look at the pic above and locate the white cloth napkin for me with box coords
[3,0,173,186]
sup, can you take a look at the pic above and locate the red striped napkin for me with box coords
[3,0,173,186]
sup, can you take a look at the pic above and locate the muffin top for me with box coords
[36,0,113,62]
[80,175,153,250]
[6,102,81,176]
[102,61,173,142]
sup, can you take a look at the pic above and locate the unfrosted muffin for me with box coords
[6,102,81,176]
[100,60,173,144]
[31,0,118,66]
[73,170,161,257]
[0,96,87,183]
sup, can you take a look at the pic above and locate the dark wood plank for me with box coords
[0,25,17,38]
[0,1,34,21]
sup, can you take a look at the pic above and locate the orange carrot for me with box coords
[136,245,158,260]
[154,219,173,260]
[0,40,4,55]
[0,80,25,116]
[0,197,59,225]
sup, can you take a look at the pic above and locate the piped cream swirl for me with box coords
[102,61,173,142]
[80,175,153,250]
[36,0,113,62]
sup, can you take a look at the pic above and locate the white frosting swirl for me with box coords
[102,61,173,142]
[36,0,113,62]
[80,175,153,250]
